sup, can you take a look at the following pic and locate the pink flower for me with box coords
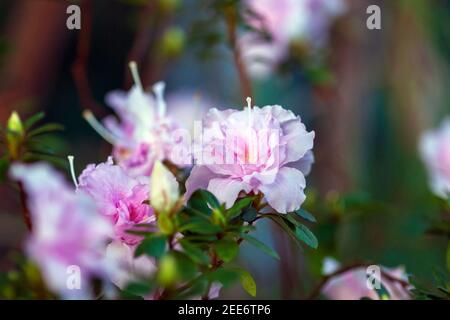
[105,241,156,289]
[10,163,116,299]
[77,157,155,246]
[102,80,187,177]
[321,259,412,300]
[419,118,450,198]
[241,0,346,78]
[186,101,315,213]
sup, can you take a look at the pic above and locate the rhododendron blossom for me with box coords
[186,99,314,213]
[241,0,346,78]
[77,157,155,246]
[419,118,450,198]
[321,258,412,300]
[85,63,205,177]
[10,163,116,299]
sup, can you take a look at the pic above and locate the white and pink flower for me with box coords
[10,163,117,299]
[321,258,412,300]
[186,99,314,213]
[419,118,450,198]
[241,0,347,78]
[77,156,155,246]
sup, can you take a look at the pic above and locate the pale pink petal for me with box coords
[208,178,250,208]
[259,167,306,213]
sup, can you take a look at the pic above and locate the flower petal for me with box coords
[185,166,218,201]
[259,167,306,213]
[208,178,250,208]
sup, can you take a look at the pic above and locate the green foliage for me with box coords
[0,111,66,181]
[135,235,167,259]
[119,187,319,299]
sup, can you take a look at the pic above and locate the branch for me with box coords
[224,8,253,101]
[18,181,32,231]
[71,0,104,116]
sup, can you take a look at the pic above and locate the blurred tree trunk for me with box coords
[0,0,70,122]
[313,0,385,195]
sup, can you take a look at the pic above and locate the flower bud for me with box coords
[160,27,185,58]
[6,111,24,160]
[150,161,180,215]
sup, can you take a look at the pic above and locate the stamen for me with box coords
[128,61,144,92]
[83,110,117,145]
[67,155,79,188]
[246,97,253,127]
[153,81,167,117]
[246,97,257,164]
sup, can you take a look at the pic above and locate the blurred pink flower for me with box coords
[419,118,450,198]
[321,258,412,300]
[241,0,346,78]
[10,163,116,299]
[102,82,188,177]
[77,157,155,246]
[186,102,314,213]
[105,241,156,290]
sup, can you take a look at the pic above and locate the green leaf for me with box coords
[295,224,318,249]
[123,281,155,297]
[238,269,256,297]
[0,156,9,182]
[263,214,304,250]
[23,112,45,130]
[188,189,221,211]
[179,240,210,265]
[225,197,254,220]
[446,243,450,271]
[215,239,239,262]
[207,268,240,288]
[294,209,316,223]
[135,235,167,258]
[240,234,279,260]
[180,217,222,235]
[27,123,64,138]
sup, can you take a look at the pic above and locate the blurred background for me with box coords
[0,0,449,299]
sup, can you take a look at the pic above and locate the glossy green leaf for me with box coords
[294,209,317,223]
[240,234,279,260]
[238,269,256,297]
[295,224,318,249]
[135,235,167,258]
[226,197,254,220]
[179,240,210,265]
[215,239,239,262]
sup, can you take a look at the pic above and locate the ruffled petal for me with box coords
[185,166,218,200]
[259,167,306,213]
[208,178,250,208]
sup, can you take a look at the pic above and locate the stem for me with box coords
[224,8,253,101]
[18,182,32,231]
[71,0,104,116]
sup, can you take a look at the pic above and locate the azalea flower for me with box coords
[241,0,346,78]
[321,258,412,300]
[85,62,204,177]
[419,118,450,198]
[10,163,116,299]
[186,98,315,213]
[77,156,155,246]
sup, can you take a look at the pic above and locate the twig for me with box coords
[224,8,253,100]
[71,0,104,116]
[18,182,32,231]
